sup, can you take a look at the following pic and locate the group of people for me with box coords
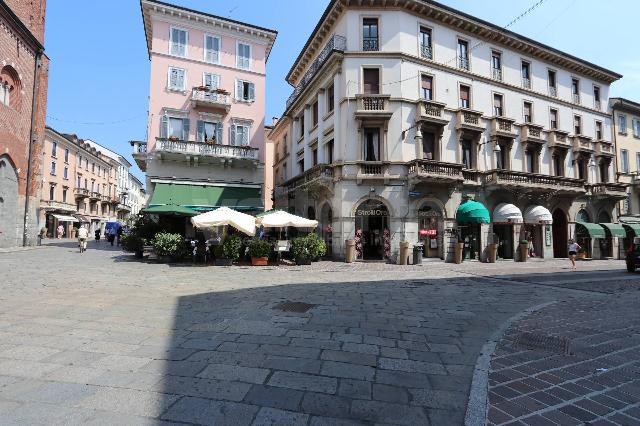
[75,224,123,253]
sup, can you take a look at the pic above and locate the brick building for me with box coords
[0,0,48,247]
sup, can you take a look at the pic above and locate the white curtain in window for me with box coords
[168,117,184,139]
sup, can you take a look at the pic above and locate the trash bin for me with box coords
[518,242,528,262]
[454,242,464,264]
[399,241,410,265]
[345,239,355,263]
[413,244,423,265]
[487,243,497,263]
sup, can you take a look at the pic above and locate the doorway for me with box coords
[320,204,333,257]
[459,224,480,260]
[552,209,568,258]
[493,224,514,259]
[355,199,389,260]
[418,203,442,258]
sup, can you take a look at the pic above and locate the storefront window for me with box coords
[418,204,442,258]
[355,199,389,260]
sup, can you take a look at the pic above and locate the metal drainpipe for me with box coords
[23,50,43,246]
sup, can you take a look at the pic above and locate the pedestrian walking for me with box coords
[38,227,47,246]
[568,239,581,271]
[77,225,89,253]
[107,227,116,246]
[116,226,123,246]
[57,224,64,239]
[94,228,101,243]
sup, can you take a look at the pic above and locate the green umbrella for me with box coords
[142,204,199,216]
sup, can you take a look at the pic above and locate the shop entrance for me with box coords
[552,209,568,258]
[459,224,480,260]
[355,199,389,260]
[320,204,333,257]
[418,204,442,258]
[493,224,514,259]
[523,224,543,258]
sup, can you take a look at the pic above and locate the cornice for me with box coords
[151,51,266,78]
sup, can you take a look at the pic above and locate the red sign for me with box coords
[419,229,437,236]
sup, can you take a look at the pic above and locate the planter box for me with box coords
[215,258,234,266]
[295,256,311,265]
[251,256,268,266]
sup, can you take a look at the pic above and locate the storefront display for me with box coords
[355,199,389,260]
[418,204,442,258]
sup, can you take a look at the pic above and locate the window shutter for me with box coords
[169,69,177,88]
[196,120,204,142]
[182,118,190,141]
[236,80,243,100]
[230,125,236,146]
[242,126,249,145]
[177,70,184,90]
[236,45,242,68]
[160,116,168,138]
[213,37,220,63]
[216,123,223,144]
[248,83,255,101]
[211,74,219,89]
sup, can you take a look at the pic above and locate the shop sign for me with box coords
[356,209,388,217]
[419,229,437,236]
[545,225,552,246]
[418,210,441,218]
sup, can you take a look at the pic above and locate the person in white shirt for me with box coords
[567,239,581,271]
[77,225,89,253]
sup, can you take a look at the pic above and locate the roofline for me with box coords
[44,126,113,166]
[286,0,621,84]
[610,97,640,113]
[0,1,44,53]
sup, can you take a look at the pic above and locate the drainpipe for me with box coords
[23,50,43,246]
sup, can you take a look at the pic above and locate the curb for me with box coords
[464,300,557,426]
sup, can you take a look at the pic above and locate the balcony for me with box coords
[417,100,448,126]
[363,38,379,51]
[420,44,433,60]
[155,138,260,166]
[455,109,484,134]
[522,78,531,89]
[281,164,334,197]
[549,87,557,97]
[521,124,545,147]
[572,135,594,154]
[547,130,571,149]
[484,170,586,195]
[587,182,628,200]
[572,94,580,104]
[462,169,482,186]
[490,117,517,139]
[354,94,392,120]
[41,200,76,212]
[74,188,89,199]
[407,160,463,186]
[130,140,147,172]
[595,140,615,158]
[458,56,469,70]
[191,88,231,111]
[100,195,112,203]
[286,34,346,110]
[89,192,101,201]
[492,69,502,81]
[117,203,132,212]
[356,161,389,183]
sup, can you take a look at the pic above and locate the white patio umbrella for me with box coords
[257,210,318,228]
[190,207,256,236]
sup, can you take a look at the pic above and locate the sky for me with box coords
[44,0,640,183]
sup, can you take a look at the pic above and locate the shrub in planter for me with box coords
[306,233,327,261]
[291,236,312,265]
[222,235,242,261]
[152,232,186,261]
[121,232,145,257]
[248,239,271,266]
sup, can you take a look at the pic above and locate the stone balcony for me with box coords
[407,159,464,186]
[455,109,484,134]
[130,140,147,172]
[191,88,231,112]
[547,130,571,150]
[89,192,101,201]
[100,195,113,203]
[587,182,628,200]
[572,135,594,154]
[40,200,76,212]
[155,138,260,166]
[355,161,392,184]
[594,140,615,158]
[521,124,546,147]
[281,164,334,198]
[490,116,518,139]
[483,169,586,195]
[117,203,132,212]
[417,100,448,126]
[74,188,89,199]
[354,95,393,120]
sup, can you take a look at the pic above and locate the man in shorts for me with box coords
[77,225,89,253]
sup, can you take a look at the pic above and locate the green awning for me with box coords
[149,183,262,212]
[575,222,605,239]
[142,204,198,216]
[622,223,640,237]
[456,200,490,224]
[599,223,626,238]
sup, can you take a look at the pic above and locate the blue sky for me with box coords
[45,0,639,182]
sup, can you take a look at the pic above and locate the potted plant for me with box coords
[248,239,271,266]
[152,232,186,263]
[215,235,242,266]
[168,136,179,141]
[291,236,312,265]
[121,232,145,258]
[306,233,327,261]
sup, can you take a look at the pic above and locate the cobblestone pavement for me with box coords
[0,240,638,425]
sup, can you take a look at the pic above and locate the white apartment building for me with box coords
[271,0,626,262]
[128,173,146,217]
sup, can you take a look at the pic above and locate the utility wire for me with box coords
[46,114,146,126]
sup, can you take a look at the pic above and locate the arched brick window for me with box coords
[0,66,21,110]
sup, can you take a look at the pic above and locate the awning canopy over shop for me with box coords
[456,200,490,224]
[524,205,553,224]
[52,214,78,223]
[599,223,626,238]
[493,203,523,224]
[149,183,262,212]
[73,215,90,223]
[622,223,640,237]
[575,222,606,239]
[142,204,199,216]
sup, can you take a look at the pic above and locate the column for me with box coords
[414,127,423,160]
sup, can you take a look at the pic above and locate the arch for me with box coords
[350,193,394,217]
[0,154,19,247]
[552,208,568,258]
[412,196,447,218]
[0,65,21,110]
[576,209,590,223]
[354,197,391,261]
[597,210,611,223]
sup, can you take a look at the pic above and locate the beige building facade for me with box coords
[611,98,640,220]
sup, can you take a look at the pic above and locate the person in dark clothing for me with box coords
[116,226,123,246]
[95,229,101,243]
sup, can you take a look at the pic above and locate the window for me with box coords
[619,114,627,134]
[84,178,87,189]
[168,67,186,91]
[461,139,474,169]
[97,166,101,176]
[297,158,304,174]
[77,175,81,187]
[170,27,187,57]
[363,128,380,161]
[552,152,564,177]
[524,149,537,173]
[50,161,56,175]
[457,40,469,70]
[362,18,379,51]
[236,80,255,102]
[595,121,603,140]
[283,162,287,180]
[423,132,436,160]
[312,101,318,127]
[571,78,580,103]
[197,120,223,143]
[312,147,318,166]
[419,26,432,59]
[550,108,558,129]
[0,82,9,106]
[634,119,640,138]
[493,93,503,116]
[326,84,335,113]
[459,85,470,108]
[85,159,88,170]
[636,153,640,172]
[63,167,68,179]
[231,123,250,146]
[495,140,509,170]
[161,116,190,140]
[77,155,82,167]
[204,35,220,63]
[91,162,95,173]
[49,185,54,201]
[523,102,532,123]
[548,70,557,96]
[491,51,502,80]
[203,73,220,90]
[283,134,288,154]
[62,188,67,203]
[593,86,601,109]
[420,74,433,100]
[363,68,380,95]
[326,139,334,164]
[574,115,582,135]
[621,149,629,173]
[521,61,531,88]
[237,42,251,69]
[51,141,57,157]
[299,114,305,137]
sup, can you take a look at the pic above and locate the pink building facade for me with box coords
[133,0,277,213]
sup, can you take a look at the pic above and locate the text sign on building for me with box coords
[419,229,437,236]
[356,209,389,217]
[545,225,552,246]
